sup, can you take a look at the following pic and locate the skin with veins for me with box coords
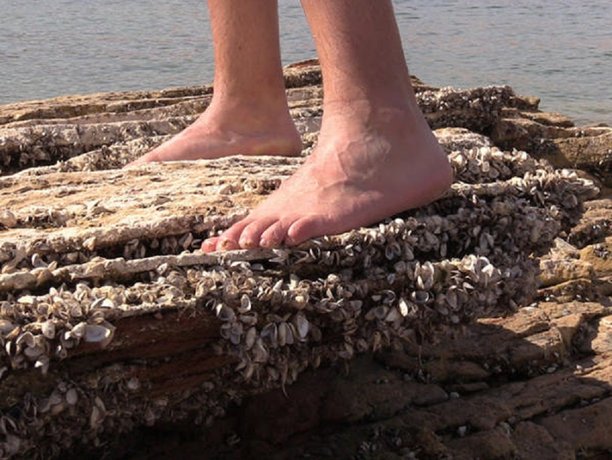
[130,0,453,250]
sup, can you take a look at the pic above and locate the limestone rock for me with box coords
[569,197,612,248]
[0,62,609,460]
[99,301,611,460]
[491,112,612,186]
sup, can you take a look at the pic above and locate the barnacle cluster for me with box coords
[0,162,597,458]
[0,71,601,458]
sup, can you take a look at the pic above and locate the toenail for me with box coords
[220,239,235,250]
[260,238,274,248]
[240,238,257,249]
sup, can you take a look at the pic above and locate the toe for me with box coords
[216,236,240,251]
[201,237,219,253]
[238,218,278,249]
[286,215,325,246]
[259,221,290,248]
[216,220,251,251]
[125,151,158,168]
[124,157,143,168]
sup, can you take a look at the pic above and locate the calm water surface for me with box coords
[1,0,610,124]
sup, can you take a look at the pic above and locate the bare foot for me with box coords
[203,103,453,251]
[127,101,302,166]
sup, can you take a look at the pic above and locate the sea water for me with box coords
[0,0,610,124]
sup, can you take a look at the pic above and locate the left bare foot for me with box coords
[126,98,302,166]
[202,102,453,252]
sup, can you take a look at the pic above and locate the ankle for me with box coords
[210,85,291,114]
[326,92,421,117]
[323,79,418,112]
[203,96,295,131]
[320,99,424,137]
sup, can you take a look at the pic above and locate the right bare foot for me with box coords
[127,100,302,166]
[202,102,453,252]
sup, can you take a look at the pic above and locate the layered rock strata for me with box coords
[0,61,610,459]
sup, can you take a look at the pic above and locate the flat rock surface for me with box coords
[0,61,610,459]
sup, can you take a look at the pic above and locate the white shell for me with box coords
[83,324,114,348]
[41,321,56,339]
[293,313,309,341]
[65,389,78,405]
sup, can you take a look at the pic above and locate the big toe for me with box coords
[125,151,159,168]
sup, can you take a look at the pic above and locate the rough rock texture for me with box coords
[0,60,610,459]
[491,110,612,187]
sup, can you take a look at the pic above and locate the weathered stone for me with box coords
[537,132,612,185]
[520,110,575,128]
[569,196,612,248]
[491,116,612,186]
[1,85,514,174]
[0,62,609,460]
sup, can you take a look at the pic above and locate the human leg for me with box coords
[203,0,453,251]
[130,0,301,165]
